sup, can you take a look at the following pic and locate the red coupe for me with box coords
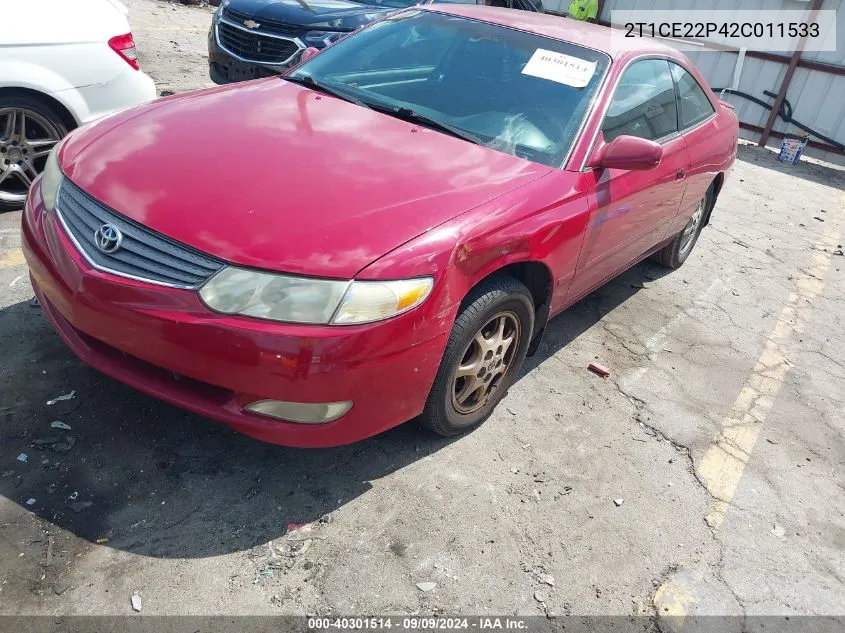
[22,6,738,447]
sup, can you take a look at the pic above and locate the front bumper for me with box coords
[22,182,451,448]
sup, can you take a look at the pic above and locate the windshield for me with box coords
[290,10,609,168]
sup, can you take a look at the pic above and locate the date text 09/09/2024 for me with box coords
[624,22,821,39]
[307,618,529,630]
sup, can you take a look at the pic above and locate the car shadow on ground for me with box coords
[0,255,667,559]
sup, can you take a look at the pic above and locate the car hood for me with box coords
[226,0,392,31]
[60,81,551,279]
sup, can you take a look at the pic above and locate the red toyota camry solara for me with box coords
[23,6,738,447]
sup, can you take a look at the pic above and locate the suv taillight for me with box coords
[108,33,139,70]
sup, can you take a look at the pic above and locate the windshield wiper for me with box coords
[282,74,370,109]
[282,78,482,146]
[367,104,485,146]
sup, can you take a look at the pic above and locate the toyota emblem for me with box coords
[94,223,123,254]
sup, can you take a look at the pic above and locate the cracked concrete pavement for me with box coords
[0,0,843,622]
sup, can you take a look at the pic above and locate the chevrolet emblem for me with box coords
[243,19,260,29]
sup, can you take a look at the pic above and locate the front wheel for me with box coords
[419,276,534,437]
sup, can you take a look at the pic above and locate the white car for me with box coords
[0,0,157,211]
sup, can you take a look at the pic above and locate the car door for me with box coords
[664,61,721,237]
[568,58,690,300]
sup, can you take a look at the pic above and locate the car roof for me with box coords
[418,5,682,61]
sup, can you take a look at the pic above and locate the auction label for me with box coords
[308,617,529,630]
[521,49,597,88]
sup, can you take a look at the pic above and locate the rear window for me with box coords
[670,62,716,129]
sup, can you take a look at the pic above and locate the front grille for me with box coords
[55,178,225,289]
[218,21,300,64]
[224,7,305,37]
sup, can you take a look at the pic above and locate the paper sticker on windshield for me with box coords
[521,49,597,88]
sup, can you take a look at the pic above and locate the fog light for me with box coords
[245,399,352,424]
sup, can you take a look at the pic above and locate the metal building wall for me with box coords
[544,0,845,164]
[680,0,845,164]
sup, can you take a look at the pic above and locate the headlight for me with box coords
[199,267,433,325]
[301,30,345,48]
[40,139,65,212]
[332,278,433,324]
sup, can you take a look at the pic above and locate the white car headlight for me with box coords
[199,267,433,325]
[40,140,65,212]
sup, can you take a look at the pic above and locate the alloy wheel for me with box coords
[0,107,63,205]
[451,311,521,414]
[679,197,706,255]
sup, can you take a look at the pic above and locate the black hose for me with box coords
[713,87,845,150]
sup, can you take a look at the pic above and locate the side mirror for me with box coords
[588,135,663,171]
[299,47,321,63]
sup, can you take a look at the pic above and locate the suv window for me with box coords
[670,63,715,129]
[602,59,678,143]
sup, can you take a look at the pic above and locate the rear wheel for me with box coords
[652,185,713,269]
[0,96,69,212]
[419,276,534,437]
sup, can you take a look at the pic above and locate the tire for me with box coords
[652,185,714,269]
[0,95,70,212]
[419,275,535,437]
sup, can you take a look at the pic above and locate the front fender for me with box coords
[356,170,591,327]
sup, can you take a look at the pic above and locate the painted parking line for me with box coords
[699,207,843,531]
[0,249,25,269]
[654,193,844,625]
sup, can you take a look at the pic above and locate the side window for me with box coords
[602,59,678,143]
[670,63,716,129]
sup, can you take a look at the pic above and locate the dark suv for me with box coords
[208,0,542,84]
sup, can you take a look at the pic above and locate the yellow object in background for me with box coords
[567,0,598,21]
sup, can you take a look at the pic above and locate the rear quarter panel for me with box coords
[0,0,131,91]
[0,45,128,93]
[1,0,130,45]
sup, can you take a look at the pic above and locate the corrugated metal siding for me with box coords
[687,52,789,129]
[776,68,845,142]
[801,0,845,65]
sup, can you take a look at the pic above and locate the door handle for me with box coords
[676,169,686,181]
